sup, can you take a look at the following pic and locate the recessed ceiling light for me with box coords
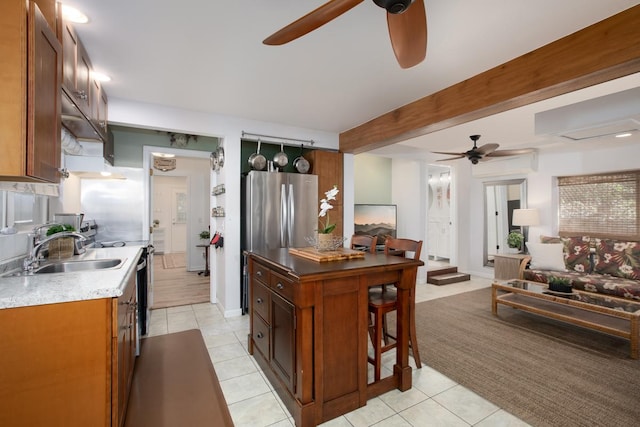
[152,152,175,158]
[92,71,111,82]
[61,5,89,24]
[615,132,633,138]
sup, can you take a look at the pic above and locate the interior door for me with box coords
[171,187,188,253]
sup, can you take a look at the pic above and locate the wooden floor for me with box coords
[152,254,210,309]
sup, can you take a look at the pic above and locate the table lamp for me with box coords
[512,208,540,252]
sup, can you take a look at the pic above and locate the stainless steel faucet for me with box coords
[23,231,88,272]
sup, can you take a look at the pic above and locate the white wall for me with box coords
[110,98,339,317]
[391,159,428,284]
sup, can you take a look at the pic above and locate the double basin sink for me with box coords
[2,258,124,277]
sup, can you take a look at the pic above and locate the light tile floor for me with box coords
[148,275,531,427]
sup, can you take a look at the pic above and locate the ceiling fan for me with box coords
[263,0,427,69]
[432,135,535,164]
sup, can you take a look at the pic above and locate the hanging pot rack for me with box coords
[242,131,315,148]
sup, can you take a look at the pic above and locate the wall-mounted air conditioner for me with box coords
[471,152,538,178]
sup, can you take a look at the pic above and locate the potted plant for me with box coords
[548,276,573,293]
[199,230,210,241]
[316,185,339,251]
[507,231,524,253]
[46,224,76,259]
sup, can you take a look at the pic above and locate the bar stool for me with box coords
[368,237,422,381]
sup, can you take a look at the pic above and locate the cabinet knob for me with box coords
[276,283,284,290]
[256,271,262,277]
[256,332,264,339]
[256,297,263,304]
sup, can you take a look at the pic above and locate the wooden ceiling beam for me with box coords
[339,5,640,154]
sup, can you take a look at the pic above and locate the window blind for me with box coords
[557,170,640,239]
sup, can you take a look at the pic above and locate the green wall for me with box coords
[354,154,392,204]
[112,125,219,167]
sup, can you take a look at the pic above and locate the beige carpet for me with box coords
[161,253,186,269]
[412,287,640,427]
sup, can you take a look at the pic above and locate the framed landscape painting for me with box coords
[354,204,397,244]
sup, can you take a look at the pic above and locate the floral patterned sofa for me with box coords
[522,236,640,301]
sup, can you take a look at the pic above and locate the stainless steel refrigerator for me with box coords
[243,171,318,250]
[241,171,318,312]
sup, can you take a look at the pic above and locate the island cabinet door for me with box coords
[271,291,296,393]
[318,277,362,420]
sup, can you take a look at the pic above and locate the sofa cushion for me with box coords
[526,242,566,271]
[561,236,592,273]
[593,239,640,280]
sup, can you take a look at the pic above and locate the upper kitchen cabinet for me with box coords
[305,150,344,238]
[0,0,62,183]
[58,12,109,144]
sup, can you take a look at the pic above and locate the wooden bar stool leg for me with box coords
[409,311,421,368]
[374,310,383,381]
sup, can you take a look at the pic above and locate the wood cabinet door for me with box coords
[61,21,78,94]
[27,1,61,182]
[305,151,344,237]
[114,274,137,427]
[75,39,92,116]
[271,292,295,393]
[97,87,109,139]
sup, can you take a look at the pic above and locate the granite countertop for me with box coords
[0,245,143,309]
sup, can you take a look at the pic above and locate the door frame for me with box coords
[142,146,213,300]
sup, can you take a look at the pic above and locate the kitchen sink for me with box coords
[34,258,124,274]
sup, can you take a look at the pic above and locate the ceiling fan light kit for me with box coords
[373,0,414,14]
[263,0,426,69]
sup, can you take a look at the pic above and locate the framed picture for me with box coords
[354,204,397,245]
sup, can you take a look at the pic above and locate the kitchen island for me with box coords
[246,248,424,427]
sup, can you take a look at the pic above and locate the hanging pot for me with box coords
[293,144,310,174]
[273,143,289,169]
[248,139,267,170]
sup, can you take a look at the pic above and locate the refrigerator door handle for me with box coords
[288,184,294,246]
[280,183,287,247]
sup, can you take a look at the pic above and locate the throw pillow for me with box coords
[593,239,640,279]
[560,236,592,273]
[526,242,567,271]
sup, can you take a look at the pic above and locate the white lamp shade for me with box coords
[512,208,540,226]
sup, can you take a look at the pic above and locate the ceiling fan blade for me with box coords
[387,0,427,68]
[475,143,499,155]
[263,0,364,45]
[486,148,536,157]
[432,151,464,156]
[436,155,465,162]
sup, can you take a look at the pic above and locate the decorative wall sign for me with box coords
[153,157,176,171]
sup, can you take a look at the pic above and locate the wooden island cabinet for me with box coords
[247,248,423,427]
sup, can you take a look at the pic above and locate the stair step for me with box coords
[427,266,459,277]
[427,272,471,286]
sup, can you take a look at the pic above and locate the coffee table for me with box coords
[492,279,640,359]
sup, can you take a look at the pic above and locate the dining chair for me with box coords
[367,237,423,381]
[350,234,378,253]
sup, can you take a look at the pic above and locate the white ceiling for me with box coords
[67,0,640,157]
